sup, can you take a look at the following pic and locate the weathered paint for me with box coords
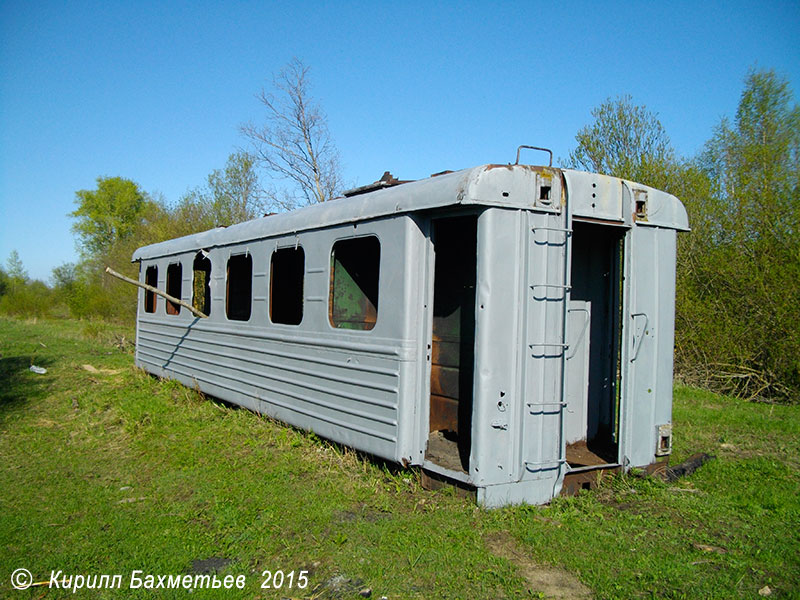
[132,163,687,507]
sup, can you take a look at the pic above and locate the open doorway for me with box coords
[565,222,624,468]
[425,216,477,474]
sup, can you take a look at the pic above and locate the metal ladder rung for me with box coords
[526,401,567,414]
[529,343,569,348]
[524,458,567,470]
[531,226,572,234]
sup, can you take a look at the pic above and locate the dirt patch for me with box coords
[81,364,124,375]
[332,502,390,524]
[485,531,592,599]
[191,557,233,574]
[312,574,369,599]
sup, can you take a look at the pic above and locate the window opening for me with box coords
[226,254,252,321]
[329,237,380,330]
[192,252,212,316]
[270,247,305,325]
[166,262,182,315]
[144,265,158,313]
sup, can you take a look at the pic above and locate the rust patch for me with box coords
[426,217,476,473]
[343,171,412,197]
[424,431,465,473]
[485,163,562,176]
[429,394,459,433]
[565,440,617,467]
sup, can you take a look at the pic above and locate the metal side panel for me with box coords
[134,216,423,464]
[565,301,591,444]
[621,226,678,467]
[471,208,524,487]
[135,319,407,461]
[653,230,678,437]
[520,210,568,488]
[477,478,562,508]
[396,216,431,467]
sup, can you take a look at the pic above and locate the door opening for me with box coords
[425,216,477,473]
[565,222,624,467]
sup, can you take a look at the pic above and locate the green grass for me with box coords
[1,317,798,599]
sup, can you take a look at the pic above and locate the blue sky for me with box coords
[1,1,798,281]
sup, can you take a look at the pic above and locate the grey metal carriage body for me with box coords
[132,163,688,508]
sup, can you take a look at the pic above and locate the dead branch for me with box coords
[104,267,208,319]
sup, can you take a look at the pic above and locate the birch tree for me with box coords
[241,58,344,210]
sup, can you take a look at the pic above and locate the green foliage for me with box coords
[0,251,53,318]
[6,249,28,282]
[678,69,800,400]
[70,176,155,258]
[205,151,265,225]
[176,151,266,230]
[564,94,678,191]
[567,70,800,401]
[62,157,269,323]
[0,280,53,318]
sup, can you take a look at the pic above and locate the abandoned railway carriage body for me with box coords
[133,163,688,507]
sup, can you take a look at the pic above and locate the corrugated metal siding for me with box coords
[136,318,406,459]
[134,216,425,463]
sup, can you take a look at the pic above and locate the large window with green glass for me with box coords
[329,236,380,331]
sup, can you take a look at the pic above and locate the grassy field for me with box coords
[1,317,798,599]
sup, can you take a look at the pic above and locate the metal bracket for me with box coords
[524,458,566,471]
[526,401,567,414]
[515,145,553,167]
[630,312,649,362]
[531,226,572,235]
[530,283,572,291]
[529,343,569,348]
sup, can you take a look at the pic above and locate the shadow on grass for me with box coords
[0,355,54,410]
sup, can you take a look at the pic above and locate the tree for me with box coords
[6,250,28,283]
[679,68,800,399]
[241,58,344,210]
[0,251,53,318]
[177,152,266,229]
[71,177,153,258]
[565,94,677,191]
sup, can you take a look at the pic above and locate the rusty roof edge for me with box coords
[132,167,482,261]
[132,165,688,261]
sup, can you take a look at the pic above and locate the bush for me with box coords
[0,281,53,319]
